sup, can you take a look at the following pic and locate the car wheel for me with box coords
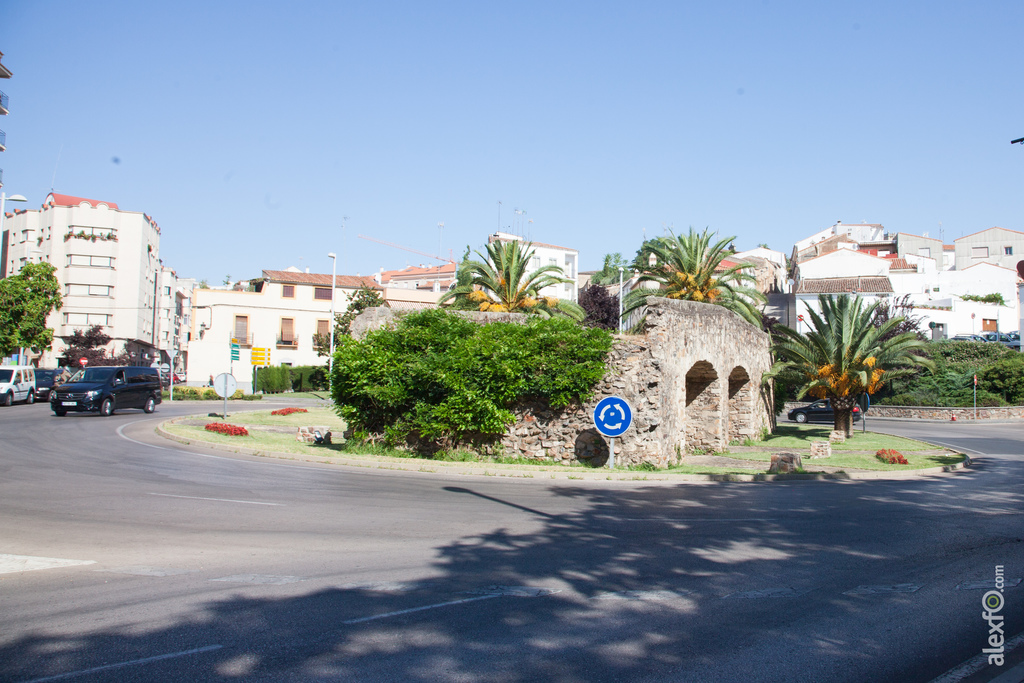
[1,392,11,407]
[54,409,66,417]
[794,412,808,423]
[26,391,35,405]
[100,397,114,417]
[144,396,155,414]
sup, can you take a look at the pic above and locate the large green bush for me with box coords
[255,364,329,393]
[331,310,613,449]
[877,340,1018,406]
[980,355,1024,405]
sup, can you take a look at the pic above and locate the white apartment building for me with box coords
[1,193,166,367]
[186,268,380,392]
[156,266,194,377]
[487,232,579,301]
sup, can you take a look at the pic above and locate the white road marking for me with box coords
[149,493,283,506]
[94,566,192,577]
[593,589,691,600]
[210,574,304,585]
[927,631,1024,683]
[21,644,222,682]
[462,585,562,597]
[0,554,95,575]
[956,578,1022,590]
[843,583,921,595]
[343,594,502,625]
[724,587,811,599]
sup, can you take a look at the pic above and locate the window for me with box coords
[314,287,332,300]
[164,286,171,295]
[917,247,931,258]
[280,318,294,341]
[68,254,115,268]
[65,284,112,297]
[64,312,111,326]
[1005,246,1013,256]
[972,246,989,258]
[233,316,249,341]
[317,319,330,337]
[283,284,295,298]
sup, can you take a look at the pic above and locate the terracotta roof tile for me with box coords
[261,270,381,289]
[795,276,894,294]
[45,193,119,210]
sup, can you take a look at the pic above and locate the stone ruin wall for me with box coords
[349,300,774,467]
[501,298,774,467]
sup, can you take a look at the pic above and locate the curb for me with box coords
[155,416,972,484]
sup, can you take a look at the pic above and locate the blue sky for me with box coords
[2,1,1022,282]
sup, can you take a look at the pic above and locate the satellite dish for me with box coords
[1017,260,1024,279]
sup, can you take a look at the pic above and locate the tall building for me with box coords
[1,193,168,367]
[0,49,11,184]
[487,232,579,301]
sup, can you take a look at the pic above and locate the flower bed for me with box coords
[205,422,249,437]
[271,407,308,416]
[876,448,909,465]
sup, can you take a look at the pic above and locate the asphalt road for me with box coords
[1,400,1022,682]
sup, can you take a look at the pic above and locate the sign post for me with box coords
[214,373,237,418]
[593,396,633,469]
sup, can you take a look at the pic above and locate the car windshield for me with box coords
[0,369,13,382]
[68,368,117,383]
[35,370,56,381]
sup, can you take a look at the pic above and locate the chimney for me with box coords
[305,267,310,274]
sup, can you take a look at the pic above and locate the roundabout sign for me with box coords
[593,396,633,468]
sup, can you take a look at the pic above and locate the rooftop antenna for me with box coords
[497,200,502,233]
[939,222,943,244]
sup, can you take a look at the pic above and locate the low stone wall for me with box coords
[782,401,1024,421]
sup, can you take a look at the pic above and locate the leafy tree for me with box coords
[623,227,765,327]
[313,285,387,356]
[872,294,926,342]
[61,325,130,367]
[439,239,585,321]
[769,294,934,436]
[590,253,629,285]
[578,283,620,330]
[0,262,63,356]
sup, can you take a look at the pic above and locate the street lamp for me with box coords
[327,252,337,394]
[0,191,27,238]
[618,267,624,334]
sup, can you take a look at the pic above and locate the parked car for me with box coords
[0,366,36,406]
[950,334,988,342]
[982,332,1021,350]
[50,366,162,416]
[33,368,70,401]
[788,399,862,424]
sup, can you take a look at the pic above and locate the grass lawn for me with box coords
[163,410,966,475]
[754,424,931,452]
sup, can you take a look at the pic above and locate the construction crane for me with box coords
[357,234,454,263]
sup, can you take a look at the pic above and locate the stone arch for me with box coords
[727,366,754,443]
[685,360,722,451]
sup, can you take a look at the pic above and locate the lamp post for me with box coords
[327,252,337,394]
[618,267,624,334]
[2,192,29,364]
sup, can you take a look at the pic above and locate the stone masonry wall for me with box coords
[782,401,1024,421]
[500,298,774,466]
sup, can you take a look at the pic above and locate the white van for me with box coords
[0,366,37,406]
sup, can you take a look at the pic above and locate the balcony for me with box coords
[0,130,5,152]
[232,333,254,347]
[0,91,7,116]
[276,335,299,349]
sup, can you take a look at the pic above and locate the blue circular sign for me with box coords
[593,396,633,437]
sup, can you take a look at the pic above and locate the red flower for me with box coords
[205,422,249,437]
[875,448,908,465]
[271,407,308,416]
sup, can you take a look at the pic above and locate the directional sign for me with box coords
[250,347,270,366]
[593,396,633,438]
[230,342,241,361]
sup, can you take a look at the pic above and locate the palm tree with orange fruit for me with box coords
[769,294,933,437]
[439,239,585,322]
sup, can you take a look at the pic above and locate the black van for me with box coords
[51,366,162,417]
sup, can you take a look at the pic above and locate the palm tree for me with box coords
[769,294,934,437]
[622,227,765,327]
[439,239,585,321]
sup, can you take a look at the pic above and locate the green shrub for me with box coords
[980,355,1024,405]
[332,310,612,450]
